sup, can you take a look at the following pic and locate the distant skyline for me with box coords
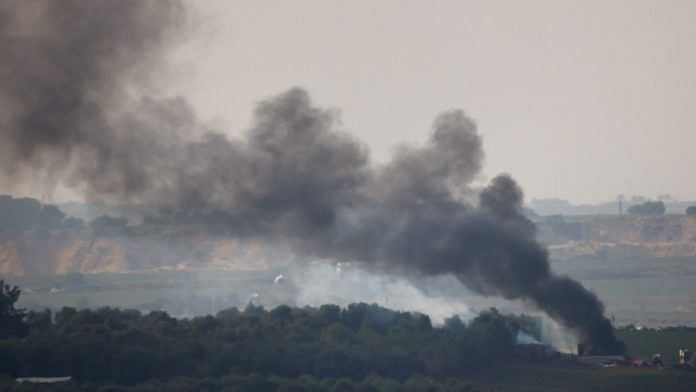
[165,0,696,204]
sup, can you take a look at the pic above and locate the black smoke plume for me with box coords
[0,0,621,352]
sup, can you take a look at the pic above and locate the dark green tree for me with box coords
[627,201,665,216]
[0,280,27,338]
[89,214,128,235]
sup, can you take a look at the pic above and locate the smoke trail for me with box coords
[0,0,620,352]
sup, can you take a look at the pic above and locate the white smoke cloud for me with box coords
[292,262,473,325]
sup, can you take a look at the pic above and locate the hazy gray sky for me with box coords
[170,0,696,204]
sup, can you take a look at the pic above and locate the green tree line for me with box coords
[0,282,537,388]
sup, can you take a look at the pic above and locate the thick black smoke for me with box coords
[0,1,620,352]
[0,0,190,198]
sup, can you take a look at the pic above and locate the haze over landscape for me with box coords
[169,0,696,205]
[4,0,696,204]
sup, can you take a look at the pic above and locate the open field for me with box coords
[553,257,696,327]
[1,364,696,391]
[618,328,696,364]
[468,363,696,392]
[6,256,696,327]
[7,269,292,317]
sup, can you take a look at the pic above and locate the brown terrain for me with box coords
[539,216,696,259]
[2,216,696,275]
[0,225,288,276]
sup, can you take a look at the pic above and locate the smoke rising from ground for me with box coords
[0,1,619,351]
[294,263,474,325]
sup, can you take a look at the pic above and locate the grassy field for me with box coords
[618,328,696,364]
[468,363,696,392]
[1,364,695,391]
[7,269,290,316]
[552,257,696,327]
[6,256,696,326]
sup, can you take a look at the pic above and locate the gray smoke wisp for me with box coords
[0,1,620,352]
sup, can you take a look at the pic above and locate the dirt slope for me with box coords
[539,216,696,259]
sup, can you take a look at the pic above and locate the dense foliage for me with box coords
[2,286,696,391]
[0,195,84,233]
[0,281,26,339]
[0,299,536,387]
[89,215,129,233]
[626,201,666,216]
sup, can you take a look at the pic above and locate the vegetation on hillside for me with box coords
[0,281,538,386]
[0,196,84,233]
[0,280,26,339]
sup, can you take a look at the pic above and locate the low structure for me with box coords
[16,377,72,384]
[577,355,626,366]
